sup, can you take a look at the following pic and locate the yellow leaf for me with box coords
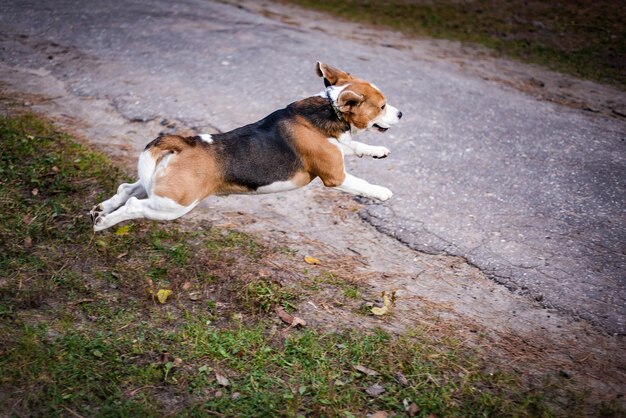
[304,256,321,265]
[370,305,389,316]
[382,293,391,307]
[156,289,173,304]
[115,225,131,236]
[370,291,395,316]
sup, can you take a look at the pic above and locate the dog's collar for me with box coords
[325,88,350,130]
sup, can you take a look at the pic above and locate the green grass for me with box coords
[0,113,621,416]
[282,0,626,89]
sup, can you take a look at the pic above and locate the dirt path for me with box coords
[1,0,624,406]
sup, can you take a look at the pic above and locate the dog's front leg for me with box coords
[335,173,392,201]
[341,141,390,159]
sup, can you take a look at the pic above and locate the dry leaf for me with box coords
[370,305,389,316]
[31,188,39,196]
[291,316,306,327]
[115,225,131,236]
[215,371,230,387]
[304,256,320,265]
[365,383,386,397]
[354,365,379,376]
[407,403,420,417]
[188,292,202,301]
[276,306,306,327]
[369,412,388,418]
[394,371,409,386]
[370,291,395,316]
[156,289,172,304]
[23,236,33,248]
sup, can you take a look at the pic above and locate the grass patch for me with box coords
[282,0,626,89]
[0,113,619,416]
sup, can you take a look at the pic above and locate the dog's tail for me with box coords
[138,135,200,193]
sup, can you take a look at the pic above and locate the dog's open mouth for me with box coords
[373,124,389,133]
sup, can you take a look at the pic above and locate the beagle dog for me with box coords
[91,62,402,231]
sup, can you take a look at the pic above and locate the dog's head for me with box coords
[316,62,402,133]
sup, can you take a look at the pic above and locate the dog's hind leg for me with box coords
[93,194,197,232]
[90,181,147,223]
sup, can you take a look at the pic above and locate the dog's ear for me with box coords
[337,89,365,112]
[316,62,352,87]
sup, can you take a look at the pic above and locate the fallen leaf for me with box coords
[215,371,230,387]
[31,188,39,196]
[23,236,33,248]
[394,371,409,386]
[354,365,379,376]
[369,412,388,418]
[370,305,388,316]
[407,403,420,417]
[365,383,386,397]
[115,225,131,236]
[276,306,306,327]
[304,256,320,265]
[188,292,202,301]
[291,316,306,327]
[182,281,191,290]
[156,289,173,304]
[371,291,395,316]
[71,298,95,305]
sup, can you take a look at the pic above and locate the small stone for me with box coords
[559,369,572,379]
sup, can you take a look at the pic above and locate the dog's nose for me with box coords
[397,111,403,119]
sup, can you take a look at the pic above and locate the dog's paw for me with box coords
[371,146,390,159]
[90,204,103,224]
[93,215,108,232]
[371,185,393,201]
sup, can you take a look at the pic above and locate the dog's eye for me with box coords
[381,104,386,110]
